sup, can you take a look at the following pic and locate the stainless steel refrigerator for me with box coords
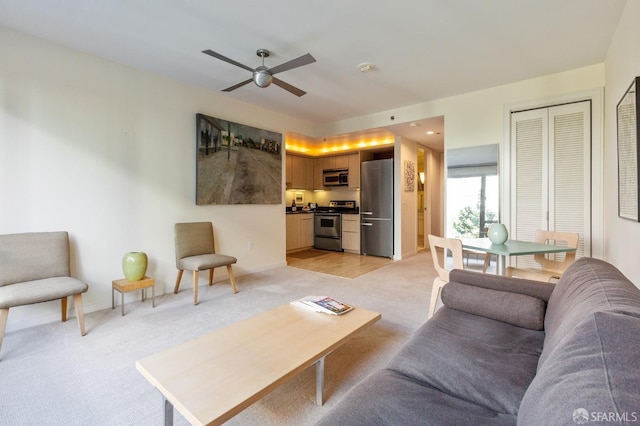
[360,158,393,257]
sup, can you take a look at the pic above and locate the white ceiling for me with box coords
[0,0,626,152]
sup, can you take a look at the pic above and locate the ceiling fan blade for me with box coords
[202,49,255,73]
[269,53,316,75]
[272,77,307,97]
[222,78,253,92]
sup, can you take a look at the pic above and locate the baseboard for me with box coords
[4,261,290,333]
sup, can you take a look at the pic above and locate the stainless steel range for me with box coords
[314,200,358,252]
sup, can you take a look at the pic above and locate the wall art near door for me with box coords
[196,113,282,205]
[617,77,640,221]
[404,160,415,192]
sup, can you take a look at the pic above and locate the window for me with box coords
[446,144,499,238]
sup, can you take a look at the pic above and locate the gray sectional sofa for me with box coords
[318,257,640,425]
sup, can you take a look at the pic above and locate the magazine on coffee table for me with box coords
[292,296,354,315]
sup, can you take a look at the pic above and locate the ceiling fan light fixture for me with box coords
[253,67,273,88]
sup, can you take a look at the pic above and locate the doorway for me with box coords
[418,148,426,249]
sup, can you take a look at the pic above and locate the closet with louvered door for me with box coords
[509,101,591,270]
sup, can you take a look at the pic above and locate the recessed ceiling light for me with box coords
[357,62,375,73]
[409,122,417,127]
[426,131,435,135]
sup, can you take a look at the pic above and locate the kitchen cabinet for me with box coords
[285,155,293,189]
[286,213,314,252]
[287,154,314,190]
[299,214,314,247]
[320,155,344,171]
[342,214,360,253]
[334,155,349,169]
[286,214,300,251]
[348,153,360,189]
[313,159,324,190]
[313,153,360,189]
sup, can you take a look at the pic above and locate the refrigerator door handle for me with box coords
[361,211,373,215]
[361,222,373,226]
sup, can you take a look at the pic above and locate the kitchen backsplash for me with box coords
[285,187,360,207]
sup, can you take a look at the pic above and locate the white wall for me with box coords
[0,27,315,331]
[604,1,640,287]
[399,138,418,258]
[320,64,604,151]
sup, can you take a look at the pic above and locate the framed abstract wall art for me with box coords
[404,160,415,192]
[196,114,282,205]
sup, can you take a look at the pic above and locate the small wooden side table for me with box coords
[112,276,155,316]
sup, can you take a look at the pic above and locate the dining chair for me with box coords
[463,248,493,273]
[427,234,464,319]
[505,229,579,282]
[174,222,238,305]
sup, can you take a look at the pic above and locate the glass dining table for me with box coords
[461,238,577,275]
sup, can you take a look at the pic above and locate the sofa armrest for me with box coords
[448,269,555,302]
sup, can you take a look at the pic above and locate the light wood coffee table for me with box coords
[136,303,381,426]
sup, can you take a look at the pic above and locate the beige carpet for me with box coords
[0,251,436,426]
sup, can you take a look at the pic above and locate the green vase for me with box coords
[488,223,508,244]
[122,251,148,282]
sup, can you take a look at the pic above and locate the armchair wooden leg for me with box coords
[209,268,214,286]
[0,308,9,354]
[192,270,199,305]
[73,293,87,336]
[227,265,238,294]
[174,270,184,294]
[61,297,68,322]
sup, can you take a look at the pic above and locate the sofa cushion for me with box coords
[0,277,88,309]
[518,311,640,426]
[316,369,517,426]
[442,282,546,330]
[541,257,640,367]
[385,308,544,415]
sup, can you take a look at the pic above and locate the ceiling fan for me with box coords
[203,48,316,97]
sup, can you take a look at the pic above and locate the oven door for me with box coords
[314,214,341,238]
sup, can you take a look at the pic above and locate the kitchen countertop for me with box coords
[286,209,315,214]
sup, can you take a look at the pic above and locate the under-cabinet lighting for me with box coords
[286,138,394,156]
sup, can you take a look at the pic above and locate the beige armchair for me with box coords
[174,222,238,305]
[505,229,579,282]
[427,234,464,319]
[0,231,88,357]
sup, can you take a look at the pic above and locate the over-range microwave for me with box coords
[323,168,349,186]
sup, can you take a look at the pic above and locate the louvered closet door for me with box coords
[510,101,590,269]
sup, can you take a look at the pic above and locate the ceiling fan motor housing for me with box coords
[253,66,273,88]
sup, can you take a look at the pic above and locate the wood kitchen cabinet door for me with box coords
[342,214,360,253]
[286,214,300,251]
[334,155,349,169]
[348,153,360,189]
[299,215,314,248]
